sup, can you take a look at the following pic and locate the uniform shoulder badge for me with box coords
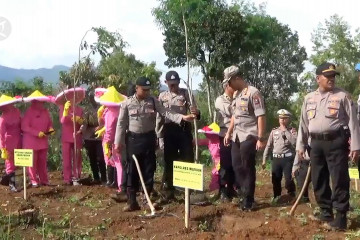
[252,91,262,106]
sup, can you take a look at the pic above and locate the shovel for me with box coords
[290,163,311,216]
[132,154,157,217]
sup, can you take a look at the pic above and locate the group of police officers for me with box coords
[112,62,359,231]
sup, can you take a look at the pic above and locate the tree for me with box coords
[153,0,306,124]
[59,27,125,90]
[153,0,248,119]
[309,14,360,95]
[98,50,162,95]
[239,14,307,102]
[59,57,102,90]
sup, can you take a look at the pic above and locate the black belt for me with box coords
[164,122,191,132]
[310,129,341,141]
[128,130,155,138]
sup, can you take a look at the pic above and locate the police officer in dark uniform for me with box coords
[297,62,360,230]
[156,71,200,200]
[262,109,297,202]
[115,77,195,211]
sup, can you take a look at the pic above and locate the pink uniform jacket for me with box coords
[103,106,123,189]
[22,102,53,150]
[198,133,220,191]
[59,105,83,146]
[0,105,21,150]
[103,106,119,144]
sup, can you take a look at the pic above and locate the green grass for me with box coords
[312,234,325,240]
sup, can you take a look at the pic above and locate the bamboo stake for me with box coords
[72,29,92,183]
[181,1,199,164]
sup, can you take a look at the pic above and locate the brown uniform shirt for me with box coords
[232,86,266,142]
[296,87,360,152]
[155,88,196,138]
[115,94,183,146]
[215,94,233,137]
[263,127,297,161]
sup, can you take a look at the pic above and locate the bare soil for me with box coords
[0,167,354,239]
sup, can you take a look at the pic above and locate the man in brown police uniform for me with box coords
[156,70,200,201]
[262,109,297,202]
[297,62,360,230]
[115,77,195,211]
[215,81,235,201]
[224,65,266,211]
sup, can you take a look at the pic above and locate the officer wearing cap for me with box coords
[155,70,200,201]
[223,65,266,211]
[214,81,235,202]
[262,109,297,202]
[297,62,360,230]
[115,77,195,211]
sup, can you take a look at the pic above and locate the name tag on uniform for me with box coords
[129,109,138,115]
[145,108,154,113]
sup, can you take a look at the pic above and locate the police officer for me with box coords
[297,62,360,230]
[224,65,267,211]
[215,81,235,202]
[156,70,200,201]
[292,149,310,203]
[115,77,195,211]
[262,109,297,202]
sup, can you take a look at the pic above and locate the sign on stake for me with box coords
[14,149,33,200]
[173,161,204,228]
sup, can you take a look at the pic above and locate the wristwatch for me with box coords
[258,136,266,142]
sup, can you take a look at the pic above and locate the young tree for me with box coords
[153,0,248,119]
[310,14,360,95]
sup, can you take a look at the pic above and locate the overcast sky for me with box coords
[0,0,359,88]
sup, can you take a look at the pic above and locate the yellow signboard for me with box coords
[349,168,359,180]
[173,161,203,191]
[14,149,33,167]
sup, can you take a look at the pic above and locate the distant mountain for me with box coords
[0,65,70,83]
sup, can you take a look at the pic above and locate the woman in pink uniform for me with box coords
[0,95,22,192]
[55,87,85,186]
[98,86,127,201]
[22,91,55,187]
[59,100,84,185]
[198,123,221,191]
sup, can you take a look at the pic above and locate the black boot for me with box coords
[106,166,115,187]
[227,185,237,199]
[0,173,10,186]
[310,208,333,222]
[111,190,127,202]
[110,169,118,188]
[8,173,18,192]
[123,189,140,212]
[325,211,347,231]
[219,187,230,203]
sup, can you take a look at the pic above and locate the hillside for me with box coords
[0,65,70,83]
